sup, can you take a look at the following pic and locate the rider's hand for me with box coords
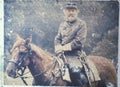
[55,45,63,54]
[62,43,72,51]
[55,43,72,54]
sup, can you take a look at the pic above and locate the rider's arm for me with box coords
[58,21,87,52]
[70,21,87,50]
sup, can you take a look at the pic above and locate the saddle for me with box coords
[78,51,101,83]
[53,52,101,83]
[52,56,71,82]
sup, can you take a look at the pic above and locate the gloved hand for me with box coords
[55,43,72,54]
[55,45,63,54]
[62,43,72,51]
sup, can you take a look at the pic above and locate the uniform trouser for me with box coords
[64,51,88,86]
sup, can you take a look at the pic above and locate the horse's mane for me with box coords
[30,43,54,61]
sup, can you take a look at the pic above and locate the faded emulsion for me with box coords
[4,0,118,86]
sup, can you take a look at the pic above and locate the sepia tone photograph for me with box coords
[2,0,119,87]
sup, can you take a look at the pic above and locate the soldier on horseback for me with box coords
[54,2,90,86]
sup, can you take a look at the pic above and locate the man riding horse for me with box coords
[54,2,89,86]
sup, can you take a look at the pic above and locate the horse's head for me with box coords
[6,34,32,78]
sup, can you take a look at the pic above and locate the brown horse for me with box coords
[6,35,117,87]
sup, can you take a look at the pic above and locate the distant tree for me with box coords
[4,0,118,58]
[104,27,118,46]
[91,27,118,62]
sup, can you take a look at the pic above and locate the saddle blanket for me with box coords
[86,58,101,82]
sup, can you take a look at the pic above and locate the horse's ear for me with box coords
[16,34,21,40]
[25,35,32,45]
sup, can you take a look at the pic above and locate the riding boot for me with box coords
[69,66,88,86]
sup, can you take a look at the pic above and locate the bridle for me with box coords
[8,43,57,85]
[8,43,32,85]
[9,43,31,69]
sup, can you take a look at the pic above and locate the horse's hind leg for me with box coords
[105,82,116,87]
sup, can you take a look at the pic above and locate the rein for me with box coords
[15,51,57,85]
[9,43,59,85]
[17,59,57,85]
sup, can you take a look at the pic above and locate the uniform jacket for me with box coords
[54,18,87,56]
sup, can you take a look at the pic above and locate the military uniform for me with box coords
[54,2,89,86]
[54,18,87,68]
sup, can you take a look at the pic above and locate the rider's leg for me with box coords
[69,66,88,86]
